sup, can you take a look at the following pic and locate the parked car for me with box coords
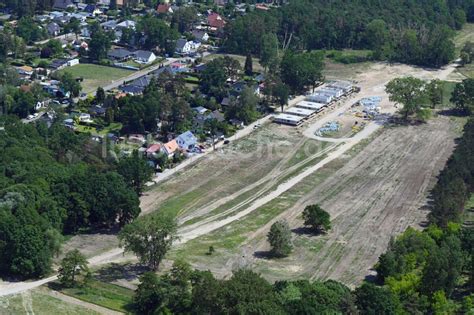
[27,114,34,120]
[223,139,230,145]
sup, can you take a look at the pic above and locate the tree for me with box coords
[244,53,253,76]
[134,272,167,315]
[267,220,292,257]
[200,58,228,99]
[204,118,224,150]
[219,269,285,314]
[273,81,290,112]
[58,249,89,288]
[59,72,82,98]
[281,51,324,93]
[226,87,259,124]
[385,77,428,121]
[88,28,112,61]
[65,17,81,40]
[119,213,177,271]
[355,283,400,315]
[365,19,390,60]
[451,78,474,115]
[425,79,443,108]
[95,87,105,104]
[302,204,331,233]
[117,150,154,195]
[260,33,279,72]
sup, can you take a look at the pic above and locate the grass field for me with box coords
[0,289,99,315]
[75,122,123,136]
[58,280,134,313]
[58,64,134,93]
[454,23,474,54]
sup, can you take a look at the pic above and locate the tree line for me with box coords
[223,0,473,67]
[0,116,152,278]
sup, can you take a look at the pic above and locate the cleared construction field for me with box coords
[169,115,459,286]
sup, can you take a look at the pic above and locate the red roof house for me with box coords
[207,13,226,29]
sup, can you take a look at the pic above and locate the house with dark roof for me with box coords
[84,4,102,16]
[192,30,209,43]
[134,50,156,64]
[53,0,74,10]
[47,22,60,36]
[107,48,134,61]
[121,85,144,95]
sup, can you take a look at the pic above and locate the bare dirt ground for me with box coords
[226,115,459,286]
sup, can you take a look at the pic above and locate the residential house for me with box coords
[35,15,49,23]
[107,48,134,61]
[176,131,197,151]
[134,50,156,64]
[192,30,209,43]
[84,4,102,16]
[116,20,136,30]
[146,143,162,158]
[207,13,225,30]
[53,15,71,25]
[89,105,107,117]
[47,22,60,36]
[78,113,91,122]
[101,19,118,30]
[221,97,231,107]
[120,74,153,95]
[175,39,201,55]
[121,85,144,95]
[53,0,75,10]
[232,81,260,96]
[193,106,209,115]
[17,65,33,76]
[128,134,146,144]
[162,139,179,157]
[70,12,88,22]
[156,4,173,14]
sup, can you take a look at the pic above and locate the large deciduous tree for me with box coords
[302,204,331,233]
[451,78,474,115]
[385,77,429,121]
[280,51,324,93]
[267,220,292,257]
[58,249,89,288]
[119,213,177,271]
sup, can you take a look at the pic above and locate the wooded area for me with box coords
[223,0,474,67]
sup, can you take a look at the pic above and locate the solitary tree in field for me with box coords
[302,204,331,233]
[58,249,89,288]
[385,77,430,121]
[119,214,177,271]
[267,220,292,257]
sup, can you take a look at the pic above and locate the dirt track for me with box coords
[233,116,458,286]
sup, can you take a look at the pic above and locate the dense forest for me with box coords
[224,0,474,67]
[0,116,141,278]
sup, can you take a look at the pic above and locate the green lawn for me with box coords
[59,280,134,313]
[58,64,135,93]
[454,23,474,54]
[441,81,456,106]
[75,122,123,136]
[0,289,99,315]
